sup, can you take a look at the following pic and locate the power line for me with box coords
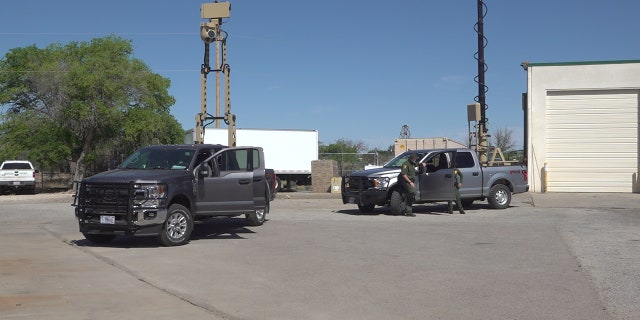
[0,32,197,36]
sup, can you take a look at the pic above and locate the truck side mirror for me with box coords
[198,164,212,178]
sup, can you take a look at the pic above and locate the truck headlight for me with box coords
[372,177,390,190]
[133,183,167,207]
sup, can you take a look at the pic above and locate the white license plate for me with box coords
[13,181,21,185]
[348,197,356,204]
[100,215,115,224]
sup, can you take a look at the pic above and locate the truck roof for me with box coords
[140,144,227,150]
[402,148,473,154]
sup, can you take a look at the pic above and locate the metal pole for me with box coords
[476,0,489,164]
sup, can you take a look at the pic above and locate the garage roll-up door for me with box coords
[545,90,638,192]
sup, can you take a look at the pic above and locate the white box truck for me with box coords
[186,128,319,190]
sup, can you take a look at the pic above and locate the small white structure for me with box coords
[394,137,467,156]
[524,60,640,193]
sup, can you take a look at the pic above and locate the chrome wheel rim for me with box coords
[496,189,508,205]
[166,212,187,240]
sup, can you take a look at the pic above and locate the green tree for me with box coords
[0,36,183,180]
[319,138,369,175]
[319,138,367,162]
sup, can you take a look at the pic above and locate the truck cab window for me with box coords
[218,149,249,172]
[252,149,260,171]
[426,153,449,172]
[455,152,475,168]
[426,153,446,172]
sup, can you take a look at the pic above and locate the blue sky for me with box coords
[1,0,639,150]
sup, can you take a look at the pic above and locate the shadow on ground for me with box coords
[71,217,258,248]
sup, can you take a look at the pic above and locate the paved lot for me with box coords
[0,191,639,320]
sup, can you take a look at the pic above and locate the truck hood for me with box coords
[82,169,189,184]
[350,167,400,177]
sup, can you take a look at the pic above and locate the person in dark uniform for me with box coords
[400,153,422,217]
[448,161,465,214]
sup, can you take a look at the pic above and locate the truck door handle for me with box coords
[239,179,251,184]
[473,172,480,176]
[444,174,452,178]
[253,177,263,182]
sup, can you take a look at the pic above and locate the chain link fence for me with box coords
[318,152,395,177]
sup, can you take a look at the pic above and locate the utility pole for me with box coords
[195,1,236,146]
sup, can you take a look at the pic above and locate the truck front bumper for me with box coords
[342,189,388,207]
[77,207,168,236]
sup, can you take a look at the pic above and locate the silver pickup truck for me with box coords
[0,160,37,194]
[342,148,529,214]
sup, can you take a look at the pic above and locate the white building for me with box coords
[524,60,640,193]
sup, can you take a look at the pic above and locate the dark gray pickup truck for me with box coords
[342,148,529,214]
[73,144,275,246]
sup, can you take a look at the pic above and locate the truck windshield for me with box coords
[119,148,196,170]
[384,152,426,168]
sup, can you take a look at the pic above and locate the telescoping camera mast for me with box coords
[195,1,236,146]
[467,0,488,164]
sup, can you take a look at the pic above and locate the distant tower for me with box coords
[399,125,411,139]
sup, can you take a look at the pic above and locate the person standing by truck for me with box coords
[400,153,427,217]
[447,161,465,214]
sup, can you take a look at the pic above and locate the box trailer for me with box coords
[186,128,319,190]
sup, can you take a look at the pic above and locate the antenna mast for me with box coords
[472,0,489,164]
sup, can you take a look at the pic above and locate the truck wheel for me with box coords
[389,190,404,216]
[83,233,116,244]
[488,184,511,209]
[357,204,375,212]
[157,204,193,246]
[246,197,268,226]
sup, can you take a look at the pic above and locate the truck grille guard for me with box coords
[73,181,136,227]
[343,176,374,192]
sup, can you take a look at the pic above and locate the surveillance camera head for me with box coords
[200,24,217,44]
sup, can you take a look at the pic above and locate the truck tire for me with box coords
[83,233,117,244]
[357,203,375,213]
[157,204,193,246]
[275,177,282,192]
[488,184,511,209]
[389,190,404,216]
[246,197,268,226]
